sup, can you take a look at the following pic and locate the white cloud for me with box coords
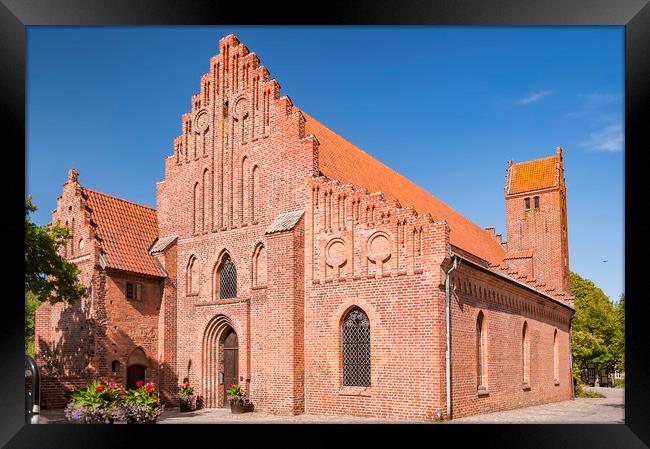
[566,92,621,119]
[519,90,551,105]
[580,124,624,152]
[584,92,619,105]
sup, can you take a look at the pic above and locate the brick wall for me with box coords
[304,176,450,420]
[449,263,573,419]
[154,242,179,404]
[33,376,125,409]
[102,269,162,388]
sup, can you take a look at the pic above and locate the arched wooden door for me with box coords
[127,365,146,390]
[126,347,149,390]
[222,329,239,406]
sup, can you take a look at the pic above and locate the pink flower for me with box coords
[136,380,144,388]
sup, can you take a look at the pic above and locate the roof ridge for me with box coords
[82,187,156,212]
[511,154,558,166]
[301,110,416,190]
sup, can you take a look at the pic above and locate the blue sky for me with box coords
[26,26,624,302]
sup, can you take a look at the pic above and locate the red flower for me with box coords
[136,380,144,388]
[145,383,153,393]
[227,384,232,389]
[95,385,103,392]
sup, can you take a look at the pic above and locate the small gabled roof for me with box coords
[82,188,162,277]
[266,210,304,235]
[148,235,178,254]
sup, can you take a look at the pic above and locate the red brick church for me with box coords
[35,34,575,420]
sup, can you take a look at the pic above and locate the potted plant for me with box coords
[225,383,253,414]
[178,381,194,412]
[119,381,164,424]
[64,380,120,424]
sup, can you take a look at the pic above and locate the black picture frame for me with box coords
[2,1,648,447]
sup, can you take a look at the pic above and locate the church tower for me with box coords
[504,147,570,295]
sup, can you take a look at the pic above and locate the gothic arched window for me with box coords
[522,321,530,386]
[193,182,200,235]
[341,307,370,387]
[187,255,199,295]
[553,329,559,383]
[477,311,487,391]
[218,254,237,299]
[252,243,267,288]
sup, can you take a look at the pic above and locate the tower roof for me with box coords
[299,110,507,266]
[506,151,562,195]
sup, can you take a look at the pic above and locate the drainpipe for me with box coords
[444,255,460,420]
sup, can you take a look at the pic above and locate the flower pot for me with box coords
[230,401,245,414]
[179,396,192,412]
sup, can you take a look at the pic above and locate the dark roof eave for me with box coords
[103,265,166,280]
[450,251,575,312]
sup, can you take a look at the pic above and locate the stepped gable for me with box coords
[82,188,162,277]
[298,109,506,266]
[506,153,561,195]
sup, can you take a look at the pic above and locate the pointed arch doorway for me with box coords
[202,315,239,408]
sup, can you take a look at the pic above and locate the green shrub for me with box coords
[613,378,625,388]
[178,381,194,399]
[574,382,605,398]
[120,382,163,423]
[64,379,164,424]
[64,380,121,423]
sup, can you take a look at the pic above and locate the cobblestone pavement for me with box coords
[38,387,623,424]
[451,387,624,424]
[156,407,422,424]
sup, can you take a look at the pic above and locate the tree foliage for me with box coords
[570,272,624,372]
[25,291,40,357]
[25,196,86,304]
[614,294,625,370]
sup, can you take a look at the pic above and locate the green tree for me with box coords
[25,291,40,357]
[614,294,625,371]
[25,196,86,304]
[570,272,624,373]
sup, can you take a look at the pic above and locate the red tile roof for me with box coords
[504,250,534,260]
[299,110,506,266]
[506,154,559,195]
[82,188,162,277]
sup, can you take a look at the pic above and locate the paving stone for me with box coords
[37,387,623,425]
